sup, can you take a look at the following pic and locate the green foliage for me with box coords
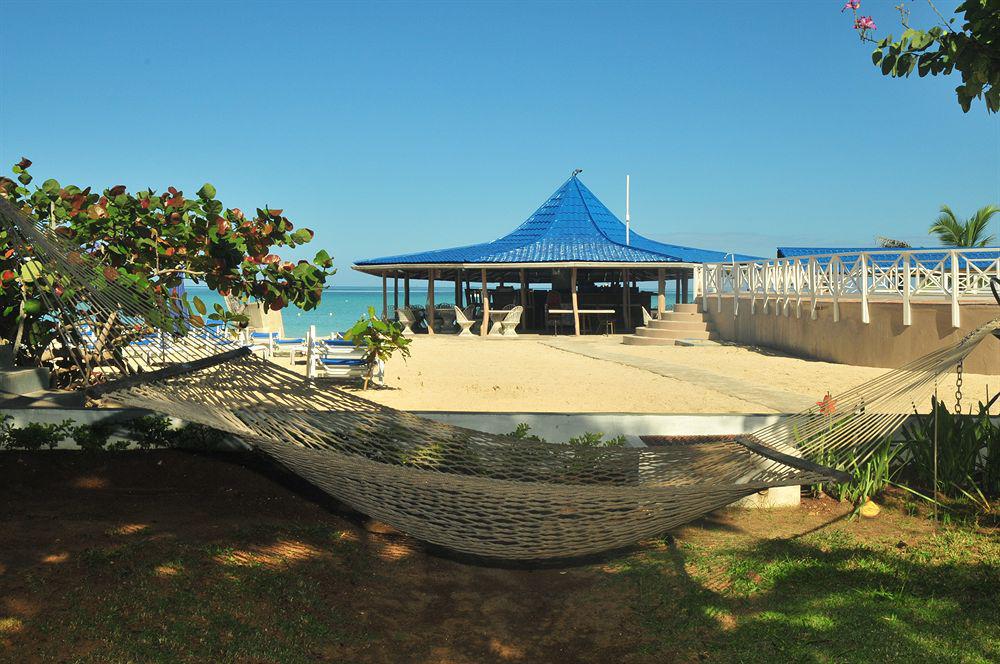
[928,203,998,247]
[344,306,412,389]
[830,438,905,515]
[174,422,227,452]
[508,422,545,442]
[0,158,336,368]
[900,396,998,501]
[1,419,73,450]
[125,415,175,450]
[867,1,999,113]
[70,422,119,453]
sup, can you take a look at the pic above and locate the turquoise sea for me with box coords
[186,285,430,339]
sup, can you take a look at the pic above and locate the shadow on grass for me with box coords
[605,525,999,663]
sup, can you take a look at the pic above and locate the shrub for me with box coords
[4,420,72,450]
[124,415,175,450]
[70,422,116,453]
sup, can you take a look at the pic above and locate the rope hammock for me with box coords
[2,197,998,560]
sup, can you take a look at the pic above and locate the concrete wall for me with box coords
[703,297,1000,374]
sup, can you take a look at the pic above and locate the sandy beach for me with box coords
[326,335,996,414]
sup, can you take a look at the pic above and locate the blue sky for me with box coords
[2,1,997,284]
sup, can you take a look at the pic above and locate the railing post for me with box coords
[859,253,870,324]
[902,252,912,326]
[809,257,818,320]
[701,265,709,311]
[715,263,723,313]
[950,250,960,328]
[794,259,802,318]
[832,256,840,323]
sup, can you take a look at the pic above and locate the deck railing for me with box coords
[698,248,1000,328]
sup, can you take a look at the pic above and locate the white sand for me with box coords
[326,335,996,414]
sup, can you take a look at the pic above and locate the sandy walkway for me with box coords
[330,335,996,414]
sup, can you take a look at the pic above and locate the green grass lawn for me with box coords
[1,451,997,663]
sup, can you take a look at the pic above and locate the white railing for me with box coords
[701,248,1000,328]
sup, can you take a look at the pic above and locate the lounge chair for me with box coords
[247,330,278,358]
[500,305,523,336]
[272,336,307,362]
[396,307,416,336]
[454,306,475,336]
[305,326,370,382]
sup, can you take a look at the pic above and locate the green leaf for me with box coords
[41,179,61,195]
[871,50,883,66]
[197,183,217,200]
[192,295,207,315]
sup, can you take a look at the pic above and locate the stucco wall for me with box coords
[703,297,1000,374]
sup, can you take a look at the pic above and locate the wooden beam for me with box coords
[454,269,462,308]
[404,273,410,308]
[382,273,388,320]
[621,269,629,331]
[675,275,682,304]
[571,267,580,336]
[393,274,399,316]
[480,268,489,337]
[657,268,666,317]
[426,269,435,335]
[519,268,528,328]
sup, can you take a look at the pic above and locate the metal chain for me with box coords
[955,360,964,414]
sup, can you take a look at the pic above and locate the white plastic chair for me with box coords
[500,305,523,336]
[454,306,475,336]
[396,307,416,336]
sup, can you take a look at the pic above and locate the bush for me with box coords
[124,415,175,450]
[3,420,72,450]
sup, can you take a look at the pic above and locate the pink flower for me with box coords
[854,15,876,31]
[841,0,861,12]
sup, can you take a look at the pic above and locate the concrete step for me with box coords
[635,327,715,340]
[659,311,704,323]
[647,319,709,332]
[0,368,51,395]
[673,303,701,314]
[0,389,85,408]
[622,334,677,346]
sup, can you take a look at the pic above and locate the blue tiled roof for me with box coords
[777,246,999,268]
[356,176,759,266]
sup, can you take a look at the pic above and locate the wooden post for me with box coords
[571,267,580,336]
[404,274,410,308]
[657,268,666,317]
[674,275,681,304]
[480,269,489,337]
[519,268,528,328]
[393,274,399,317]
[681,271,689,303]
[381,273,388,320]
[902,252,912,326]
[621,269,629,331]
[949,250,960,328]
[426,269,435,335]
[454,269,462,308]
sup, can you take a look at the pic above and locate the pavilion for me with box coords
[353,173,756,335]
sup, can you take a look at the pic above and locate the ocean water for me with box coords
[186,285,429,338]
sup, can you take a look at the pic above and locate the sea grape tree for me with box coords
[0,157,335,367]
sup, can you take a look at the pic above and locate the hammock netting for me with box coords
[2,197,997,559]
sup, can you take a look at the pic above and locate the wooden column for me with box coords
[393,274,399,316]
[454,269,462,308]
[426,269,435,334]
[519,268,528,328]
[675,276,682,304]
[621,269,629,331]
[571,267,580,336]
[381,273,388,320]
[681,271,689,303]
[404,274,410,308]
[480,269,489,337]
[657,268,666,317]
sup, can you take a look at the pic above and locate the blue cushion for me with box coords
[275,338,304,344]
[322,339,355,346]
[320,358,366,366]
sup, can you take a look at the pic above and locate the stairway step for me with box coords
[0,368,51,395]
[673,303,701,313]
[636,327,715,340]
[647,319,709,331]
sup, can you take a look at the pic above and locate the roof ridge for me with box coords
[571,176,621,247]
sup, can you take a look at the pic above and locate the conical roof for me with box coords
[355,175,756,266]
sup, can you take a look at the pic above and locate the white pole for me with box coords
[625,174,631,246]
